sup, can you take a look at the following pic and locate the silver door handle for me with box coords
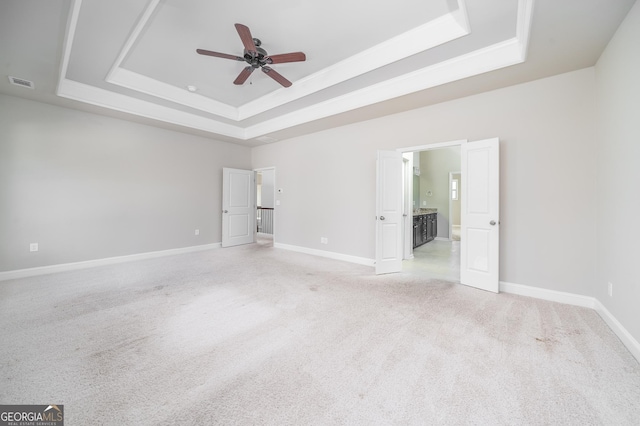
[380,216,385,220]
[490,220,496,226]
[223,210,228,213]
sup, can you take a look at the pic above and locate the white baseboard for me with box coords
[499,281,596,309]
[0,243,221,281]
[593,299,640,363]
[500,280,640,363]
[274,243,375,267]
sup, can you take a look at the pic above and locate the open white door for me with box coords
[222,168,255,248]
[375,150,403,275]
[460,138,500,292]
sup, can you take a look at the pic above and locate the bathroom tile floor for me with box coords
[403,239,460,282]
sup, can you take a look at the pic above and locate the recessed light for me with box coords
[187,85,197,92]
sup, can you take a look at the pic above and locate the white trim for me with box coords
[274,243,374,267]
[0,243,221,282]
[499,281,596,308]
[594,299,640,363]
[516,0,536,60]
[102,0,469,121]
[56,0,535,141]
[500,280,640,363]
[57,79,245,139]
[244,38,525,139]
[254,166,277,241]
[107,68,237,120]
[238,8,470,120]
[398,139,468,153]
[57,0,81,85]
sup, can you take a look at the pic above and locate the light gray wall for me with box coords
[260,169,275,209]
[595,1,640,344]
[0,94,251,271]
[252,67,598,296]
[418,147,460,238]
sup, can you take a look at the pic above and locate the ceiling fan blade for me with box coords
[196,49,244,61]
[234,66,255,85]
[265,52,306,64]
[235,23,257,54]
[261,66,292,88]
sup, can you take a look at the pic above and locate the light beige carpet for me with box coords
[1,239,639,425]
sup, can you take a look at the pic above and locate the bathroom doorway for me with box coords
[402,146,461,282]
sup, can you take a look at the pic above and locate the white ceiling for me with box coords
[0,0,636,146]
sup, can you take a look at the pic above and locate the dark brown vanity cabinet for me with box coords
[413,213,437,248]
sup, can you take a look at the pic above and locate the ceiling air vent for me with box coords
[8,76,35,89]
[256,136,278,144]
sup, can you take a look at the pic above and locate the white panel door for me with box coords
[376,150,403,275]
[460,138,500,292]
[222,168,255,248]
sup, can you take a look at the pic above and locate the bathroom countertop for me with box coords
[413,208,437,216]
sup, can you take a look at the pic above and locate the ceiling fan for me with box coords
[196,23,306,88]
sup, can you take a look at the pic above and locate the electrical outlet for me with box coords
[194,229,200,236]
[29,243,38,252]
[607,282,613,297]
[320,237,328,244]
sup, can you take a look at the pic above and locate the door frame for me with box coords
[397,139,467,262]
[254,166,276,241]
[448,170,461,241]
[402,155,413,260]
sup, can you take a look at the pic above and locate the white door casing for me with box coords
[222,168,255,248]
[460,138,500,292]
[375,150,403,274]
[403,156,413,260]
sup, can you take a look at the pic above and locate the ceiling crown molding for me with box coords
[56,0,534,143]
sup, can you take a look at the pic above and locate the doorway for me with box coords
[402,146,461,282]
[255,167,276,247]
[376,138,500,292]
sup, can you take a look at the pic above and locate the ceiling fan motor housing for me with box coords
[245,45,268,68]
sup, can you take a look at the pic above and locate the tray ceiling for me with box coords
[1,0,636,146]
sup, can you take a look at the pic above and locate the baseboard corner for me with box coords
[499,280,640,364]
[593,299,640,364]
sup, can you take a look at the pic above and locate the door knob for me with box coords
[490,220,496,226]
[223,210,228,213]
[380,216,385,220]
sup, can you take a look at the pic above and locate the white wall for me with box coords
[595,1,640,344]
[0,94,251,271]
[252,68,598,296]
